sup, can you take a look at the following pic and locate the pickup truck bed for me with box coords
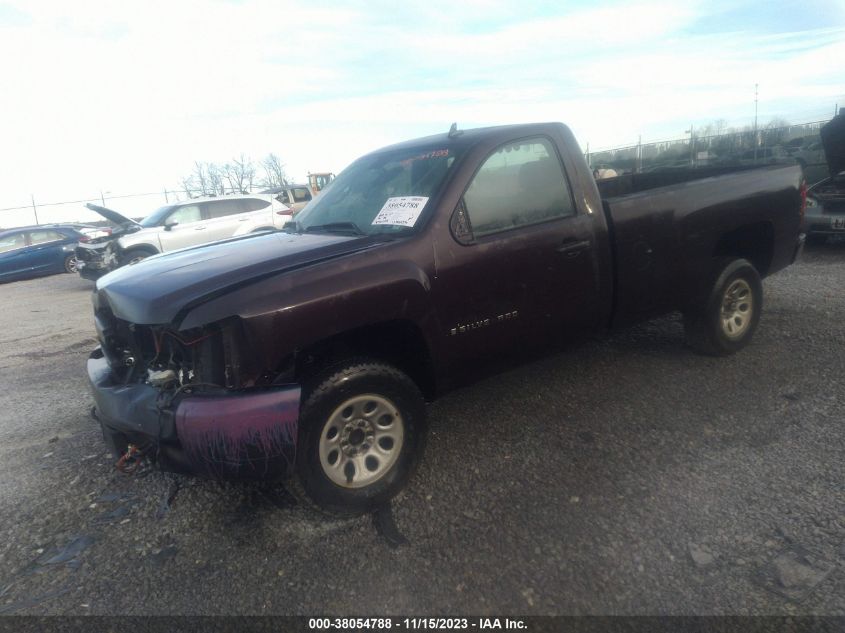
[600,164,803,326]
[83,121,805,514]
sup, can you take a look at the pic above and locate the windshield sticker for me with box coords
[371,196,429,227]
[400,149,449,166]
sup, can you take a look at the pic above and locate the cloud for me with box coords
[0,0,844,226]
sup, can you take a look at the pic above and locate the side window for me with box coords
[459,137,575,240]
[291,187,312,202]
[0,232,27,253]
[168,205,202,225]
[241,198,271,212]
[28,230,64,244]
[205,200,247,219]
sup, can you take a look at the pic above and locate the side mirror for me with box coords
[164,219,179,231]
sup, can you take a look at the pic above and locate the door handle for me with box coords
[239,218,249,221]
[557,239,591,257]
[194,226,207,230]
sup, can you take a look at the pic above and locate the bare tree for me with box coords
[180,161,224,197]
[261,153,288,189]
[207,163,226,195]
[763,117,790,145]
[223,154,256,194]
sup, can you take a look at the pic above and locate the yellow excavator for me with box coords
[307,172,335,196]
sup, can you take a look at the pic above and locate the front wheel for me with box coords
[120,249,154,266]
[295,360,426,516]
[684,257,763,356]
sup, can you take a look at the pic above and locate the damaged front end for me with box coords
[87,294,300,479]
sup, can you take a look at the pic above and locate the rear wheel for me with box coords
[295,359,426,516]
[63,254,79,274]
[684,257,762,356]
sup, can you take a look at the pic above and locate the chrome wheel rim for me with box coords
[66,256,79,273]
[720,279,753,339]
[318,394,404,489]
[127,255,147,265]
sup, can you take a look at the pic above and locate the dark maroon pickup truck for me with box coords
[87,122,806,514]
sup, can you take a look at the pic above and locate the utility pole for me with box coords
[637,135,642,173]
[687,125,695,166]
[100,190,106,207]
[30,194,39,225]
[753,83,759,162]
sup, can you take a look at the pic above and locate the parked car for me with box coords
[75,194,291,280]
[736,146,790,165]
[0,225,85,283]
[85,121,804,515]
[802,112,845,243]
[792,141,827,169]
[263,184,313,215]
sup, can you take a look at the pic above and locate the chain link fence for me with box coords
[1,117,837,229]
[586,119,831,184]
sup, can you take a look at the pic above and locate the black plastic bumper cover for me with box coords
[87,351,301,479]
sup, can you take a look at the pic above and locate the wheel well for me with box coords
[295,320,436,400]
[713,222,773,277]
[124,245,159,256]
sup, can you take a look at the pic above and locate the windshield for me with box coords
[139,205,178,228]
[293,144,462,236]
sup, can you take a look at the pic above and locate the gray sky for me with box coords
[1,0,844,227]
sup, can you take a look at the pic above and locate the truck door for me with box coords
[433,136,602,371]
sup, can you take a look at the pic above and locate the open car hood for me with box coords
[85,203,142,230]
[820,112,845,177]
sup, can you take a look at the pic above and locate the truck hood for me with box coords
[96,231,378,325]
[820,112,845,176]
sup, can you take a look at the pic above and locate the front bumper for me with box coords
[87,350,301,479]
[77,260,110,281]
[75,244,112,280]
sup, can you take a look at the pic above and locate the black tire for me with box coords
[120,248,155,266]
[295,359,426,516]
[683,257,762,356]
[63,254,79,274]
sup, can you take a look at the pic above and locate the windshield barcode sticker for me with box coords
[371,197,429,227]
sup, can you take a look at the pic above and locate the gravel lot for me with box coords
[0,242,843,616]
